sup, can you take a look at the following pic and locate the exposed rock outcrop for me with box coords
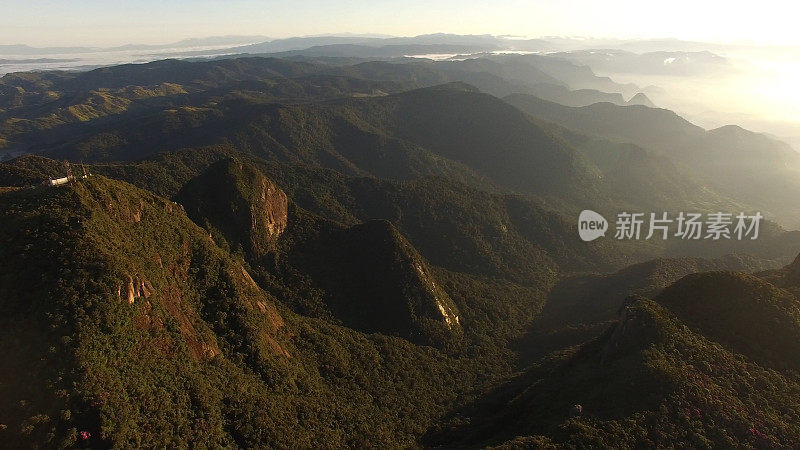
[176,158,288,259]
[177,159,458,347]
[285,217,461,347]
[117,274,154,304]
[71,175,289,363]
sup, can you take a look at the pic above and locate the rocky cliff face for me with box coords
[252,173,288,253]
[176,159,461,347]
[281,217,462,347]
[0,174,296,447]
[176,158,288,260]
[86,175,290,360]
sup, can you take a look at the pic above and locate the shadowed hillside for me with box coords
[429,295,800,447]
[175,159,462,347]
[657,271,800,370]
[176,158,288,260]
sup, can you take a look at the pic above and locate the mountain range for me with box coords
[1,42,800,447]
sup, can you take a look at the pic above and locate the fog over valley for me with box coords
[4,34,797,146]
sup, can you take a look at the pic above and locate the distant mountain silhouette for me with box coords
[626,92,656,107]
[506,93,800,228]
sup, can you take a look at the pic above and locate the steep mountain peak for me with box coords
[78,175,288,357]
[788,252,800,275]
[626,92,656,107]
[173,159,461,347]
[281,216,462,347]
[708,124,747,135]
[656,271,800,369]
[176,158,288,260]
[350,219,461,331]
[755,250,800,291]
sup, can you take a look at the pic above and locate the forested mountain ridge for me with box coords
[506,93,800,228]
[0,175,528,448]
[2,50,800,448]
[4,53,795,224]
[175,159,463,347]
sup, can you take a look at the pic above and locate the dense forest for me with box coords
[2,48,800,448]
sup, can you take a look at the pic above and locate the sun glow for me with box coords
[747,58,800,122]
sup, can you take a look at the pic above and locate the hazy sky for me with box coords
[2,0,799,47]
